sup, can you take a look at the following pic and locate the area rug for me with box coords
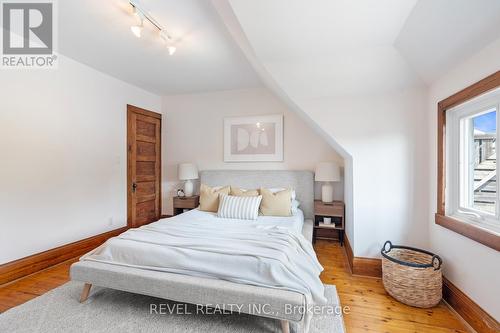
[0,282,346,333]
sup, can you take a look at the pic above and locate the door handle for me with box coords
[132,182,137,193]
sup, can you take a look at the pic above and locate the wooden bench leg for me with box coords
[280,320,290,333]
[80,283,92,303]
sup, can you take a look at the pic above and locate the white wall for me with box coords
[161,88,344,215]
[0,55,161,264]
[298,88,429,257]
[213,1,430,258]
[428,37,500,320]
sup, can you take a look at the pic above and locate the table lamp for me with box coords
[178,163,198,197]
[315,162,340,203]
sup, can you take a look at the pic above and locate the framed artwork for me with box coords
[224,114,284,162]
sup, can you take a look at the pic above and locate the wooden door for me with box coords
[127,105,161,228]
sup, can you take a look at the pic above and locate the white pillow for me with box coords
[217,194,262,220]
[291,199,300,215]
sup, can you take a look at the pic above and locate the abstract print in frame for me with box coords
[224,114,283,162]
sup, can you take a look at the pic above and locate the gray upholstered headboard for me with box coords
[200,170,314,219]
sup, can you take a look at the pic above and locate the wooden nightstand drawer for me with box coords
[173,196,200,215]
[315,228,340,240]
[173,196,199,209]
[314,201,344,216]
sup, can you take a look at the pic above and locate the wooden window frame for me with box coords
[436,71,500,251]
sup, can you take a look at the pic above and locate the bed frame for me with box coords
[71,170,315,333]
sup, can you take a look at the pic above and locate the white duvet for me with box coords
[82,209,327,305]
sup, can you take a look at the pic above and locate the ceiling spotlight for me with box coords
[132,5,139,18]
[160,31,176,56]
[167,46,176,56]
[130,7,144,38]
[130,22,143,38]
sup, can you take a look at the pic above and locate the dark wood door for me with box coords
[127,105,161,228]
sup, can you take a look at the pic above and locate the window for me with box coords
[446,94,499,228]
[436,71,500,251]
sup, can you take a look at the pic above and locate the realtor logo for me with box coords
[1,0,57,68]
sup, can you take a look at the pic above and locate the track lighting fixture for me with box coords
[129,1,177,55]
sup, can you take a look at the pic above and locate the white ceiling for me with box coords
[228,0,422,98]
[57,0,500,96]
[395,0,500,84]
[58,0,261,95]
[228,0,418,62]
[226,0,500,98]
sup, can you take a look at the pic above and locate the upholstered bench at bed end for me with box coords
[70,261,305,324]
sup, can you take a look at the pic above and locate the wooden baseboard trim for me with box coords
[0,227,127,285]
[343,235,382,278]
[343,233,354,273]
[443,277,499,333]
[343,237,499,332]
[352,256,382,278]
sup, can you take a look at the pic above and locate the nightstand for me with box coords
[313,200,345,245]
[173,195,200,216]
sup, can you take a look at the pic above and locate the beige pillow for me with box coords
[259,188,292,216]
[230,187,260,197]
[200,184,230,212]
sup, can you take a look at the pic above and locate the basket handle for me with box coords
[431,255,442,270]
[382,240,393,253]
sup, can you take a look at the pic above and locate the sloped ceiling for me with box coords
[230,0,417,61]
[395,0,500,84]
[227,0,422,98]
[56,0,500,95]
[226,0,500,97]
[58,0,261,95]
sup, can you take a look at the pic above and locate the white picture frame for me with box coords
[224,114,284,162]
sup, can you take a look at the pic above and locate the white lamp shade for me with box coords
[315,162,340,182]
[178,163,198,180]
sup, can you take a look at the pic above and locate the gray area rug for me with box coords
[0,281,345,333]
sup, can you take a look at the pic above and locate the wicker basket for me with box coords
[381,241,442,308]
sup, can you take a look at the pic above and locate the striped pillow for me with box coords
[217,194,262,220]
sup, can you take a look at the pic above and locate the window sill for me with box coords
[435,213,500,251]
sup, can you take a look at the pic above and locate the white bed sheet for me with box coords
[164,207,305,234]
[82,207,323,332]
[81,206,326,301]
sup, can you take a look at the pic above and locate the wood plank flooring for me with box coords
[0,257,78,312]
[0,240,470,332]
[315,241,470,333]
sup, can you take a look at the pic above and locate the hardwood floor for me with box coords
[0,257,78,313]
[315,241,470,333]
[0,240,470,332]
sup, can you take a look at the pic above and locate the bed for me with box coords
[71,170,319,333]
